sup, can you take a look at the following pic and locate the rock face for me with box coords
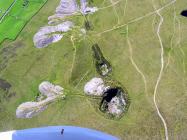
[39,81,64,97]
[80,0,98,14]
[84,43,129,118]
[48,0,79,23]
[56,0,78,14]
[16,81,65,118]
[84,77,128,117]
[34,0,98,48]
[100,87,127,117]
[33,21,74,48]
[84,78,109,96]
[16,99,49,118]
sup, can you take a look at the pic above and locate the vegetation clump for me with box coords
[23,0,29,7]
[0,78,11,91]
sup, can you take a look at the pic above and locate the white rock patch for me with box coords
[39,81,64,97]
[108,96,125,116]
[84,77,109,96]
[33,0,98,48]
[33,21,74,48]
[16,81,64,118]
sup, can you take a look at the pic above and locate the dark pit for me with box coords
[99,87,128,118]
[92,44,112,76]
[181,10,187,17]
[102,88,119,103]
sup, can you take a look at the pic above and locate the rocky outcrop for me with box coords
[100,87,127,117]
[48,0,79,24]
[80,0,98,14]
[33,21,74,48]
[84,77,128,117]
[16,97,53,118]
[39,81,64,97]
[16,81,65,118]
[84,77,109,96]
[33,0,98,48]
[84,43,129,118]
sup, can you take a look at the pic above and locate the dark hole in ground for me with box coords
[100,87,123,113]
[102,88,119,102]
[92,44,112,76]
[181,10,187,17]
[0,79,11,91]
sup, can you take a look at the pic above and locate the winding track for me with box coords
[98,1,177,139]
[152,1,177,140]
[97,0,177,36]
[109,0,120,25]
[153,6,168,140]
[126,26,148,101]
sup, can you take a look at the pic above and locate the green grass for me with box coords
[0,0,187,139]
[0,0,47,43]
[0,0,13,17]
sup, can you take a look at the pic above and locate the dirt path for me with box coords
[126,26,149,102]
[152,1,176,140]
[97,0,177,36]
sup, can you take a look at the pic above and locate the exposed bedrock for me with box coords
[80,0,98,14]
[39,81,64,97]
[33,0,98,48]
[100,87,127,117]
[84,43,129,118]
[84,77,129,118]
[84,77,109,96]
[48,0,79,22]
[16,81,65,118]
[33,21,74,48]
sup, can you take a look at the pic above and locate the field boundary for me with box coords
[0,0,48,46]
[0,0,17,23]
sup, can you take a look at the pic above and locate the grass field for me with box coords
[0,0,187,139]
[0,0,13,17]
[0,0,47,44]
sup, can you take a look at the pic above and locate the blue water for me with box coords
[12,126,119,140]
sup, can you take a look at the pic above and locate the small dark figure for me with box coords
[61,128,64,135]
